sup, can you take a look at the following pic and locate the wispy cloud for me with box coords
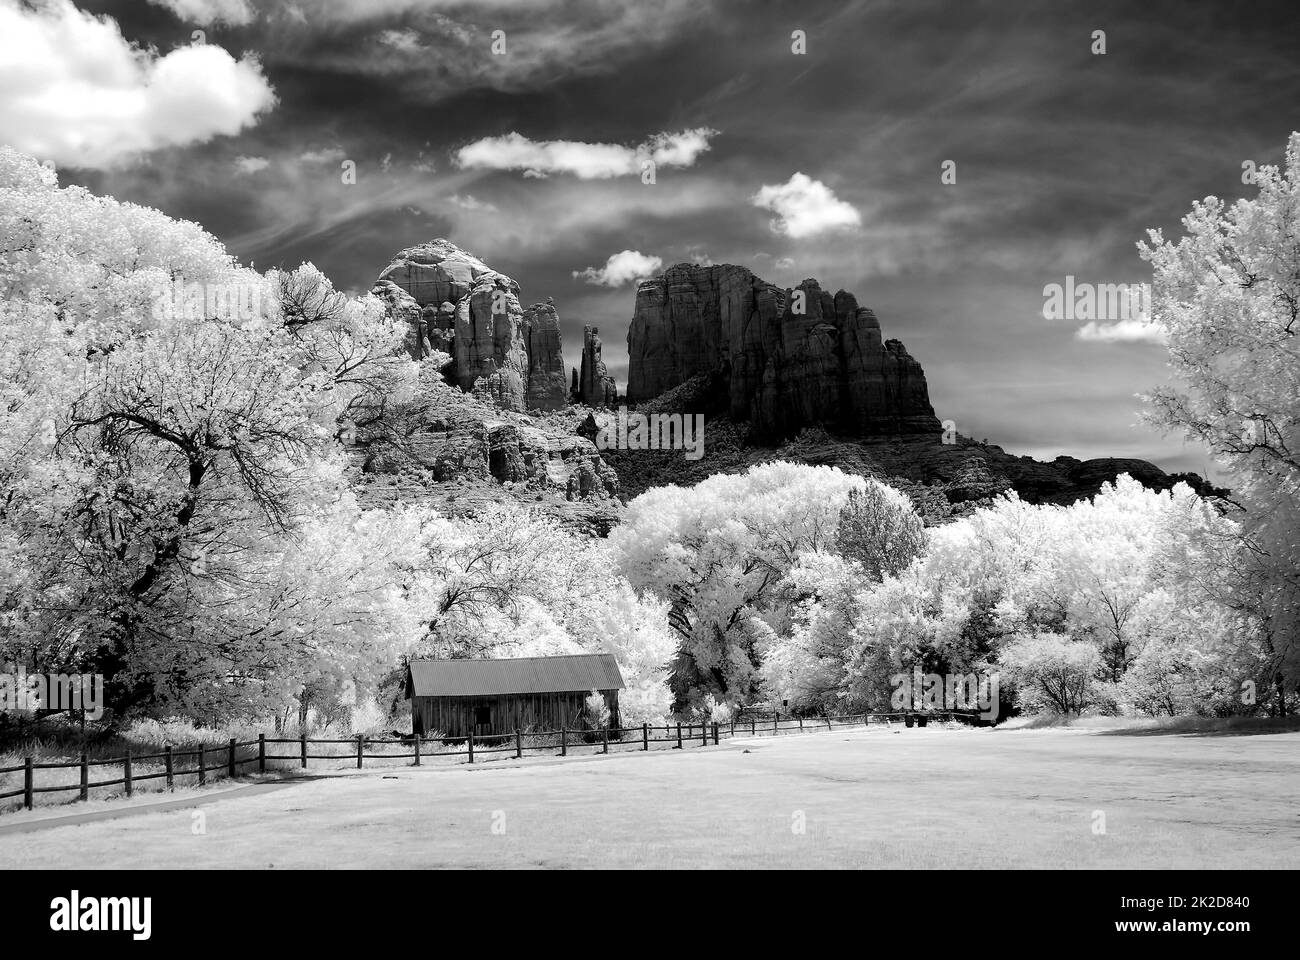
[233,155,269,174]
[1075,320,1168,345]
[146,0,254,26]
[454,128,718,180]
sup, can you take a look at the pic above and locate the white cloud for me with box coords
[377,28,423,52]
[454,128,718,179]
[573,250,664,287]
[0,0,276,170]
[146,0,255,26]
[1075,319,1168,344]
[233,155,269,174]
[751,172,862,238]
[299,146,347,164]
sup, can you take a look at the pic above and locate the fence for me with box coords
[0,710,972,812]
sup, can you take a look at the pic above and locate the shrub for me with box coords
[584,690,610,729]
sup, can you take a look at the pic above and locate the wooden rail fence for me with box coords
[0,710,972,811]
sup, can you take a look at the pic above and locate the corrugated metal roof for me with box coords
[407,654,626,697]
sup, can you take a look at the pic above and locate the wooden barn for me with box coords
[405,654,626,738]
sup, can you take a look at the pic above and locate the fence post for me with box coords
[515,728,522,759]
[414,734,421,767]
[827,715,832,731]
[79,752,89,801]
[730,720,735,738]
[799,716,803,732]
[228,738,236,779]
[23,757,32,810]
[258,734,266,774]
[642,722,648,751]
[300,734,307,769]
[700,722,707,747]
[675,722,682,749]
[357,735,364,769]
[165,745,174,790]
[124,751,133,797]
[198,746,206,786]
[773,713,778,734]
[560,726,567,757]
[713,722,719,745]
[467,731,474,764]
[602,726,609,754]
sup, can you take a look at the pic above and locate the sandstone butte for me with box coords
[362,242,1221,515]
[626,262,941,441]
[371,239,568,413]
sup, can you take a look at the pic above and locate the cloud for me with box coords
[269,0,710,102]
[751,172,862,238]
[146,0,255,26]
[0,0,276,170]
[449,193,498,213]
[376,28,424,52]
[233,155,269,174]
[1075,319,1168,344]
[574,250,664,287]
[298,146,347,164]
[454,128,718,179]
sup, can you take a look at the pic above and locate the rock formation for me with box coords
[577,325,618,407]
[522,299,568,411]
[373,240,568,413]
[626,263,940,440]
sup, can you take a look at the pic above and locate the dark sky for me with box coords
[10,0,1300,476]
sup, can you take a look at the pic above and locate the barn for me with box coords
[405,653,626,738]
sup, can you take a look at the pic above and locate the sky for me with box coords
[3,0,1300,477]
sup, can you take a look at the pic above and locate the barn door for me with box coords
[473,704,492,736]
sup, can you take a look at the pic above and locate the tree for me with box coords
[1138,131,1300,711]
[611,461,864,707]
[0,148,416,720]
[999,632,1101,715]
[834,481,926,580]
[399,502,675,722]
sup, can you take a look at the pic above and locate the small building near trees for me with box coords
[404,653,625,738]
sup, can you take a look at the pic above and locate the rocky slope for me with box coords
[627,263,940,440]
[347,370,621,534]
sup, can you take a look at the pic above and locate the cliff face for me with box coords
[373,240,568,413]
[626,263,940,440]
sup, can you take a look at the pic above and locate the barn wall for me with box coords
[412,689,621,738]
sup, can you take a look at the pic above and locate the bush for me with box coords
[998,633,1102,715]
[584,690,610,729]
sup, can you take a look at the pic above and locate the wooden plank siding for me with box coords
[412,689,621,738]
